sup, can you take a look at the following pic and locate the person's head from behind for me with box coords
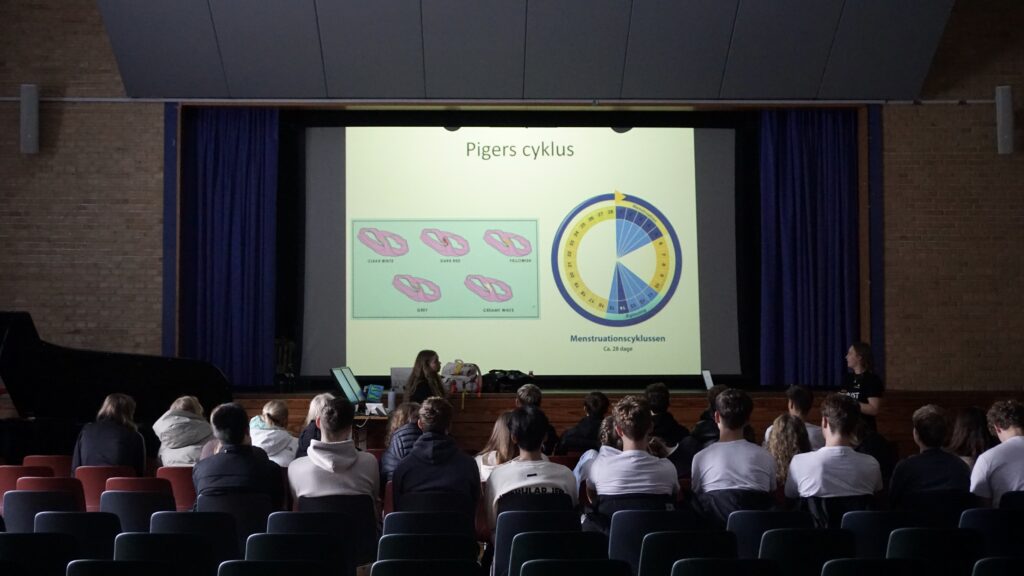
[418,396,453,435]
[584,391,610,419]
[509,406,550,453]
[766,413,811,484]
[385,402,420,448]
[170,395,203,417]
[516,383,543,408]
[97,393,137,431]
[304,393,335,426]
[987,399,1024,442]
[912,404,949,450]
[211,403,249,446]
[645,382,671,415]
[714,389,753,432]
[820,393,860,440]
[599,415,622,450]
[479,411,517,463]
[612,395,653,444]
[317,396,356,442]
[706,384,728,414]
[846,341,873,373]
[260,400,288,429]
[948,406,996,458]
[786,385,813,418]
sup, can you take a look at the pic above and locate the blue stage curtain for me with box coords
[179,108,278,388]
[760,109,859,388]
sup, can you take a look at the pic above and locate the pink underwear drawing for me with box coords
[420,228,471,257]
[465,274,513,302]
[483,229,532,257]
[358,227,408,257]
[393,275,442,302]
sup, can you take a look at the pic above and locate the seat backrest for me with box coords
[972,557,1019,576]
[395,490,474,515]
[959,508,1024,558]
[245,532,342,567]
[99,490,176,532]
[520,559,631,576]
[383,481,394,515]
[998,490,1024,510]
[197,492,274,553]
[509,531,607,576]
[759,528,856,576]
[895,490,978,527]
[33,511,121,560]
[155,466,197,511]
[113,532,215,574]
[377,533,479,561]
[293,494,379,566]
[725,510,813,559]
[382,510,475,536]
[670,558,781,576]
[637,531,737,576]
[497,492,575,515]
[841,510,927,558]
[14,475,85,510]
[218,560,327,576]
[368,559,481,576]
[886,528,985,576]
[105,476,172,493]
[2,490,81,532]
[150,510,240,563]
[494,510,580,576]
[609,510,697,576]
[0,532,79,576]
[820,558,924,576]
[74,466,136,512]
[66,559,177,576]
[22,456,72,477]
[0,465,54,514]
[799,495,875,529]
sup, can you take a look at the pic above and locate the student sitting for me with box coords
[72,393,147,476]
[296,393,334,459]
[647,383,689,446]
[588,396,678,500]
[574,415,620,485]
[948,406,997,470]
[556,391,609,454]
[153,395,213,466]
[249,400,298,467]
[970,399,1024,507]
[192,403,283,507]
[764,385,825,450]
[889,404,971,509]
[765,413,811,501]
[484,406,578,528]
[476,411,517,482]
[516,384,559,454]
[380,402,421,482]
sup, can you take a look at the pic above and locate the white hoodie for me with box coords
[249,416,298,467]
[152,410,213,466]
[288,439,381,515]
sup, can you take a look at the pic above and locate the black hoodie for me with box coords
[392,431,480,508]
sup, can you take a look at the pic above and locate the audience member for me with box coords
[249,400,298,467]
[296,393,334,459]
[72,393,146,476]
[192,403,283,506]
[764,385,824,450]
[786,394,881,498]
[556,391,610,454]
[476,411,517,482]
[948,406,997,469]
[889,404,970,508]
[153,395,213,466]
[970,399,1024,507]
[689,384,729,448]
[393,397,480,510]
[646,383,690,446]
[484,406,578,528]
[765,413,811,490]
[574,415,621,485]
[843,342,884,431]
[588,395,677,499]
[288,396,380,514]
[515,384,559,454]
[405,350,445,403]
[380,402,421,482]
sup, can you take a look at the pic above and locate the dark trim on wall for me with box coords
[868,104,885,378]
[162,103,179,357]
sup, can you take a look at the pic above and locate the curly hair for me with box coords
[987,400,1024,432]
[765,413,811,485]
[612,395,653,441]
[598,415,622,449]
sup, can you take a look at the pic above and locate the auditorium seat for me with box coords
[895,490,978,527]
[820,558,925,576]
[383,480,394,515]
[799,495,875,529]
[66,559,176,576]
[758,528,856,576]
[971,557,1018,576]
[369,559,480,576]
[113,532,216,575]
[105,476,173,493]
[997,491,1024,510]
[670,558,780,576]
[3,490,81,532]
[841,510,926,558]
[74,466,136,512]
[22,455,72,477]
[14,475,86,510]
[494,510,580,576]
[197,493,273,554]
[245,532,344,569]
[725,510,813,559]
[886,528,985,576]
[366,448,385,462]
[377,533,478,561]
[0,532,78,576]
[637,531,737,576]
[150,511,240,563]
[219,560,327,576]
[958,508,1024,557]
[608,510,696,576]
[521,559,631,576]
[383,510,475,537]
[497,492,574,515]
[155,466,197,511]
[33,511,120,560]
[395,490,474,515]
[0,465,53,514]
[99,490,176,532]
[509,531,607,576]
[293,494,378,566]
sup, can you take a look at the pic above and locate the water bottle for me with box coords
[387,388,396,412]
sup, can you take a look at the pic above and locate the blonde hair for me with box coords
[765,413,811,485]
[304,393,335,426]
[97,393,137,431]
[477,411,517,464]
[385,402,421,448]
[261,400,289,428]
[170,395,204,417]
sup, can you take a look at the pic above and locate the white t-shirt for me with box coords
[691,439,777,494]
[484,458,578,528]
[970,435,1024,506]
[763,421,826,451]
[786,445,882,498]
[573,448,599,484]
[475,450,548,482]
[588,446,678,497]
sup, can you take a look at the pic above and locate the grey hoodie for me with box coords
[287,439,381,515]
[152,409,213,466]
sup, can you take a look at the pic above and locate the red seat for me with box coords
[366,448,385,463]
[74,466,136,512]
[22,455,73,477]
[383,480,394,516]
[15,475,86,510]
[0,465,53,514]
[105,476,173,493]
[156,466,197,511]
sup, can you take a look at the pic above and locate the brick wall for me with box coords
[882,0,1024,390]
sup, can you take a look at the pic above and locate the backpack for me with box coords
[441,359,482,393]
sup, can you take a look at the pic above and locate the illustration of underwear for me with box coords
[358,227,408,257]
[484,229,533,257]
[420,228,471,257]
[393,274,442,303]
[465,274,513,302]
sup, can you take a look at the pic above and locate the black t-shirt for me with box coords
[845,371,884,429]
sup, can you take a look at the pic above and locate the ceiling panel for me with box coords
[622,0,739,99]
[422,0,527,99]
[209,0,326,98]
[524,0,632,99]
[720,0,844,99]
[819,0,955,100]
[316,0,425,99]
[96,0,228,98]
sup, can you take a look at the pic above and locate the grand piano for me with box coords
[0,312,233,462]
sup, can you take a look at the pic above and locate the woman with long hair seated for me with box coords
[249,400,298,467]
[765,413,812,503]
[948,406,997,469]
[72,393,146,475]
[476,411,518,482]
[152,395,213,466]
[405,349,445,403]
[381,402,421,482]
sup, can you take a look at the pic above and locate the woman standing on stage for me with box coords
[844,341,884,431]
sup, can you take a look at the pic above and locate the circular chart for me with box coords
[552,191,682,326]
